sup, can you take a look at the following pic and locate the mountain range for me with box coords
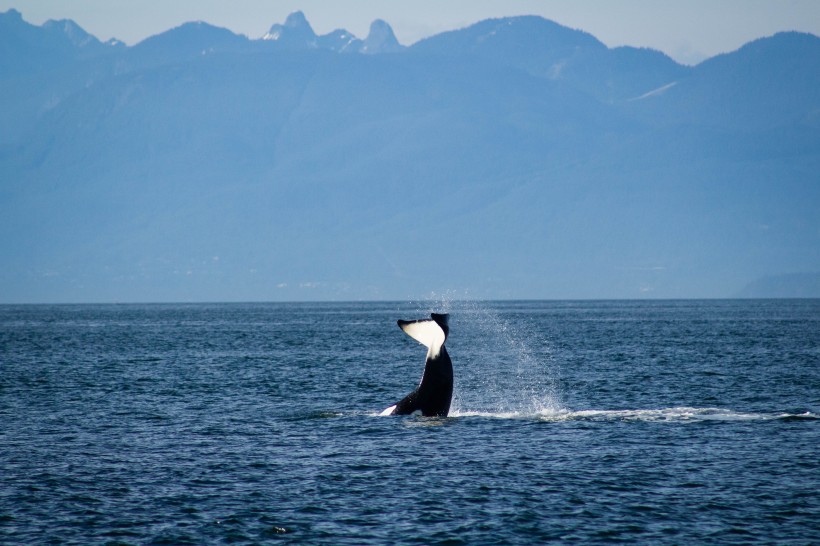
[1,8,818,302]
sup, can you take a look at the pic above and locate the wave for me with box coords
[448,407,819,422]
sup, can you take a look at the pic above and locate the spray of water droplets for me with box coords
[411,292,563,417]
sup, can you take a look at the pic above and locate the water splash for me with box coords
[410,294,562,415]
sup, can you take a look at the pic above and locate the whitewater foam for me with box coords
[448,407,818,422]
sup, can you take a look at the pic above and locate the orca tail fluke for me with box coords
[381,313,453,417]
[397,313,449,357]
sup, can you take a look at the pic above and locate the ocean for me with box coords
[1,299,818,544]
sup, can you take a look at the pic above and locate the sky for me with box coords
[2,0,819,65]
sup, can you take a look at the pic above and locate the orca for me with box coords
[381,313,453,417]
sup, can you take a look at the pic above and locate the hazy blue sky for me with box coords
[3,0,819,64]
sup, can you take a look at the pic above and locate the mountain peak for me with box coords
[263,11,317,45]
[317,28,363,53]
[284,11,311,30]
[133,20,246,58]
[1,7,23,21]
[147,20,239,41]
[412,15,604,57]
[42,18,100,48]
[361,19,404,54]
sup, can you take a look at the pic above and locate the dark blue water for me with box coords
[2,300,818,544]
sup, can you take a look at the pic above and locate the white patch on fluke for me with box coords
[400,319,445,359]
[379,405,396,416]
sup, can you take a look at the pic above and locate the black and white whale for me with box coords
[381,313,453,417]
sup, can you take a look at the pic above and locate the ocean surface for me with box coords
[1,299,818,545]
